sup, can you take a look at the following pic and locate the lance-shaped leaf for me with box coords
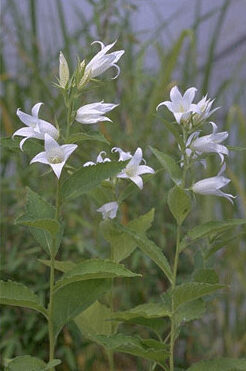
[167,186,191,225]
[113,223,173,284]
[39,259,76,273]
[5,356,61,370]
[149,146,182,185]
[94,334,169,366]
[180,219,246,251]
[67,131,109,145]
[18,187,62,256]
[187,358,246,371]
[52,279,110,338]
[172,282,224,310]
[101,209,155,262]
[175,299,206,326]
[54,259,141,290]
[0,281,47,318]
[16,216,60,237]
[61,161,128,200]
[112,302,171,321]
[192,269,219,284]
[75,301,113,338]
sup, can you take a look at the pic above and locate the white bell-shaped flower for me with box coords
[30,134,77,179]
[13,103,59,150]
[85,40,124,79]
[83,151,111,167]
[117,147,155,190]
[76,101,118,124]
[192,164,236,203]
[187,122,229,163]
[97,201,118,220]
[192,95,219,122]
[111,147,132,161]
[157,86,197,124]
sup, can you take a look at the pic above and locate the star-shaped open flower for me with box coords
[76,101,118,124]
[117,147,154,189]
[13,103,59,150]
[192,164,236,203]
[157,86,197,124]
[97,201,118,220]
[30,134,77,178]
[85,40,124,79]
[186,122,229,163]
[192,95,219,122]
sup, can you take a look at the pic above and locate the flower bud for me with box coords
[59,51,69,88]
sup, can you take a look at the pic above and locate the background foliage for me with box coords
[1,0,246,369]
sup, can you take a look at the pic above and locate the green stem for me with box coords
[169,224,181,371]
[48,179,60,367]
[107,246,115,371]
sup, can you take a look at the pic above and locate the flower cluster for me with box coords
[13,41,124,180]
[157,86,235,203]
[85,147,155,220]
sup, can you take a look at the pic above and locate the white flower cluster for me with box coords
[157,86,236,203]
[13,41,124,180]
[85,147,155,220]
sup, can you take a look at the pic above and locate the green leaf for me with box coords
[0,280,47,318]
[94,334,169,366]
[167,186,191,225]
[187,358,246,371]
[180,219,246,251]
[175,299,206,325]
[39,259,76,273]
[5,356,61,370]
[16,216,60,237]
[1,137,43,156]
[61,161,127,200]
[113,223,173,284]
[173,282,224,309]
[52,279,110,338]
[150,146,182,185]
[6,356,46,371]
[101,209,155,262]
[67,131,109,145]
[75,301,112,337]
[193,269,219,284]
[20,187,61,255]
[112,302,171,321]
[54,259,141,290]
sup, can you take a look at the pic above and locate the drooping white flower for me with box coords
[83,151,111,167]
[85,40,125,79]
[30,134,77,179]
[156,86,197,124]
[192,164,236,203]
[13,103,59,150]
[97,201,118,220]
[111,147,132,161]
[192,95,219,122]
[59,51,70,88]
[117,147,155,189]
[187,122,229,163]
[76,101,118,124]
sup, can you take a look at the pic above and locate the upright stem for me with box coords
[169,224,181,371]
[107,246,115,371]
[48,179,60,366]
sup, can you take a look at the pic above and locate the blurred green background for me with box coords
[1,0,246,370]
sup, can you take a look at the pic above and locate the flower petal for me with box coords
[31,102,43,117]
[30,151,49,165]
[170,86,183,104]
[130,175,143,190]
[183,87,197,105]
[61,144,78,161]
[127,147,143,168]
[16,108,37,127]
[137,165,155,175]
[50,162,65,179]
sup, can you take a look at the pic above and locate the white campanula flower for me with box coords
[192,164,236,204]
[13,103,59,150]
[117,147,155,190]
[83,151,111,167]
[30,134,77,179]
[157,86,197,124]
[111,147,132,161]
[75,101,118,124]
[186,122,229,163]
[59,51,70,88]
[97,201,118,220]
[192,95,219,122]
[85,40,125,79]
